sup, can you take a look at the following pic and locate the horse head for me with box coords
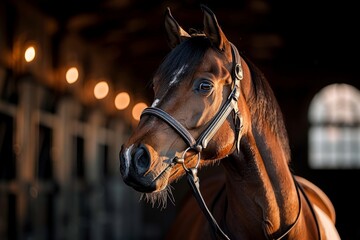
[119,5,251,199]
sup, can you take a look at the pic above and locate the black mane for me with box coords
[244,56,291,162]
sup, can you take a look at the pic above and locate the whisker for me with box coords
[139,185,176,210]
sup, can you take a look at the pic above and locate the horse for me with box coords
[119,5,341,240]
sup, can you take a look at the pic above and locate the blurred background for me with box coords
[0,0,359,239]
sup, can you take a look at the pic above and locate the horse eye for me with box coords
[199,82,213,92]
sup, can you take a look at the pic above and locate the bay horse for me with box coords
[119,5,341,240]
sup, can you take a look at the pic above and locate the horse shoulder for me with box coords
[294,175,336,223]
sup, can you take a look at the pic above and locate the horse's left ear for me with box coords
[164,7,190,49]
[201,5,228,51]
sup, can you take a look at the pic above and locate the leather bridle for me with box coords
[141,42,242,240]
[142,42,243,154]
[140,43,320,240]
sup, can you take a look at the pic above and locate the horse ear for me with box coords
[164,7,190,48]
[201,5,228,51]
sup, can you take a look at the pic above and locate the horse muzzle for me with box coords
[119,144,158,193]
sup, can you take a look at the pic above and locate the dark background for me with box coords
[3,0,360,239]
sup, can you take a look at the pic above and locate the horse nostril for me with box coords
[133,147,150,174]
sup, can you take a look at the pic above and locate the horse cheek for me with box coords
[206,123,235,160]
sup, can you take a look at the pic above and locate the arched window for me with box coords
[308,84,360,169]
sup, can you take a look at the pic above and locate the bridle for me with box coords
[140,43,319,239]
[141,42,242,239]
[142,42,243,154]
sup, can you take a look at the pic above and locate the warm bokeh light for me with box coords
[115,92,130,110]
[94,81,109,99]
[132,102,147,121]
[24,46,36,62]
[65,67,79,84]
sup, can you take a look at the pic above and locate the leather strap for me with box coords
[141,107,196,147]
[186,168,230,240]
[195,42,242,150]
[195,89,239,149]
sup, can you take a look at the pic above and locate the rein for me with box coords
[140,43,313,239]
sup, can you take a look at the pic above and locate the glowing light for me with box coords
[94,81,109,99]
[115,92,130,110]
[65,67,79,84]
[132,102,147,121]
[24,46,36,62]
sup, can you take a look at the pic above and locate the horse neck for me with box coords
[222,56,299,236]
[221,115,299,239]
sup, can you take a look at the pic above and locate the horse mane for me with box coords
[243,56,291,162]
